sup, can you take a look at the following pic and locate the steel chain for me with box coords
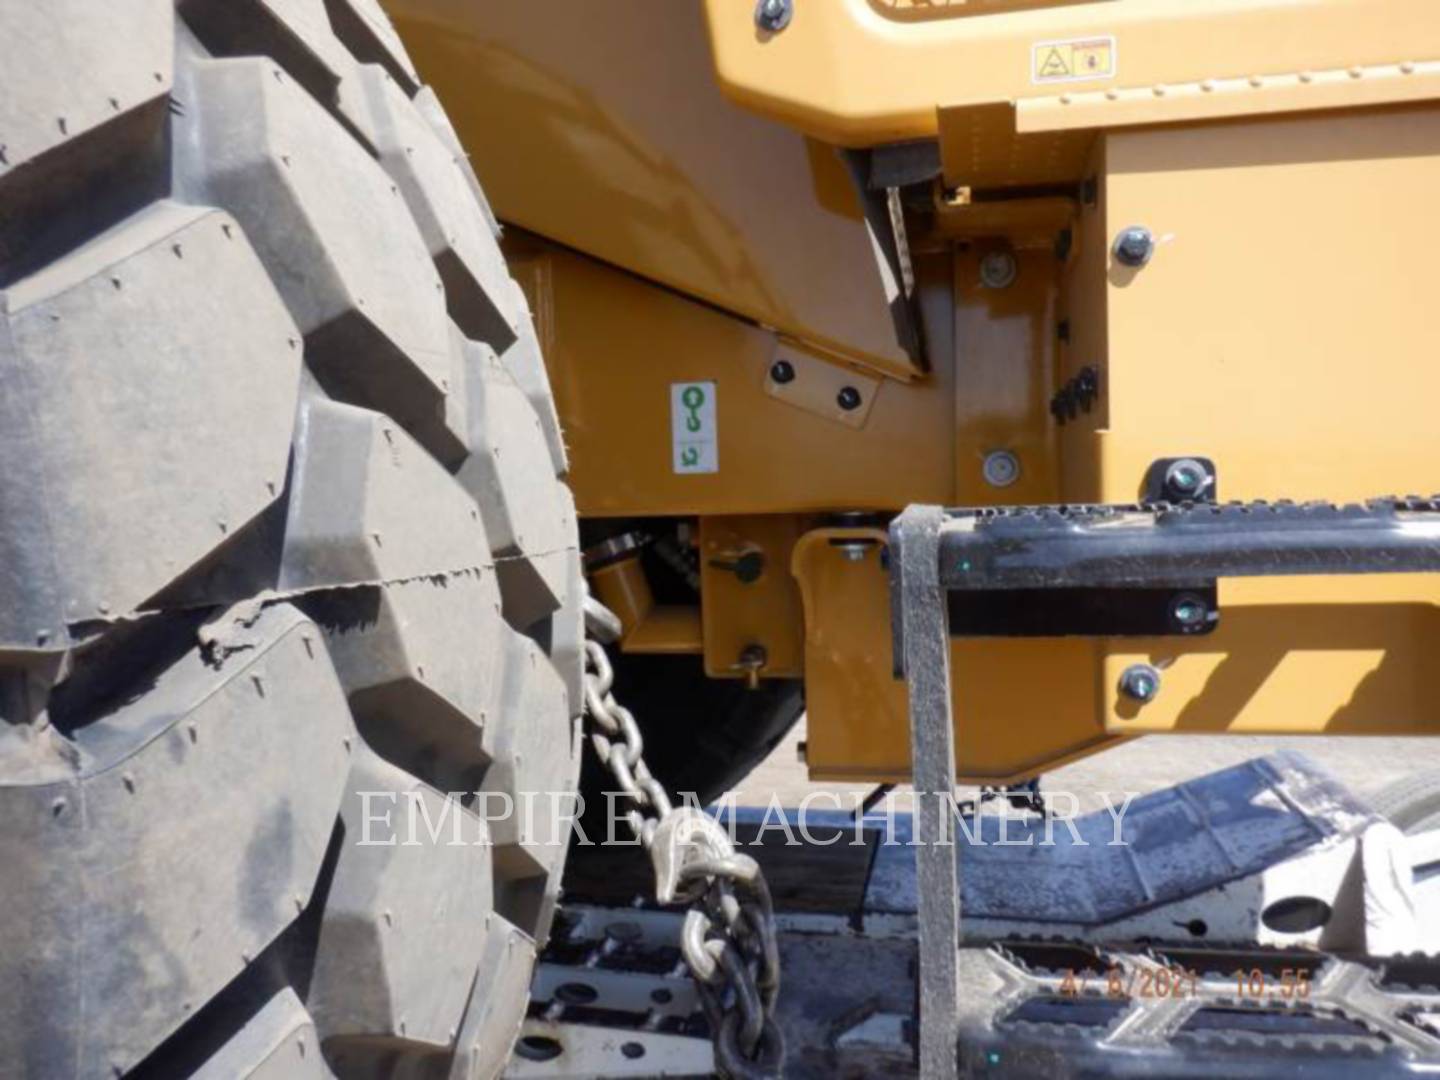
[582,593,784,1078]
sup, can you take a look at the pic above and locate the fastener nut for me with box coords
[1119,663,1161,703]
[754,0,792,32]
[1163,458,1210,501]
[1112,226,1154,268]
[1168,592,1210,634]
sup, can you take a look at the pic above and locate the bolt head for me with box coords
[1169,592,1209,633]
[769,359,795,384]
[837,386,862,411]
[1120,663,1161,703]
[732,551,765,583]
[1164,458,1209,500]
[755,0,792,31]
[1112,226,1154,268]
[979,250,1018,289]
[982,450,1020,488]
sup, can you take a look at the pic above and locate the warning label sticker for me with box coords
[1031,35,1116,85]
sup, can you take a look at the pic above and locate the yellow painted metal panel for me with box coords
[952,245,1063,507]
[506,238,956,518]
[936,101,1096,189]
[1103,576,1440,736]
[1088,105,1440,736]
[1020,60,1440,133]
[387,0,1440,780]
[703,0,1440,146]
[793,528,1126,782]
[627,607,705,655]
[386,0,920,376]
[699,516,807,680]
[1057,137,1110,503]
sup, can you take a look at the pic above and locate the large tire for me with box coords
[0,4,580,1078]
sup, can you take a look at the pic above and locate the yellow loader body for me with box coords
[387,0,1440,782]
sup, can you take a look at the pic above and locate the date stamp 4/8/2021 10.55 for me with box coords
[1059,966,1314,1002]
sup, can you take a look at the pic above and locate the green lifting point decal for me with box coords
[671,381,717,474]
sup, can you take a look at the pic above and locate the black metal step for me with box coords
[937,498,1440,591]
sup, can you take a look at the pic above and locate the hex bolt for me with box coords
[835,540,875,562]
[1119,663,1162,703]
[708,550,765,583]
[1112,225,1155,268]
[979,250,1018,289]
[982,450,1020,488]
[1163,458,1210,501]
[1169,592,1210,634]
[754,0,792,32]
[769,359,795,384]
[735,644,769,690]
[836,386,862,411]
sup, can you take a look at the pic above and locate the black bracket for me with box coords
[946,584,1218,638]
[893,495,1440,674]
[945,460,1224,637]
